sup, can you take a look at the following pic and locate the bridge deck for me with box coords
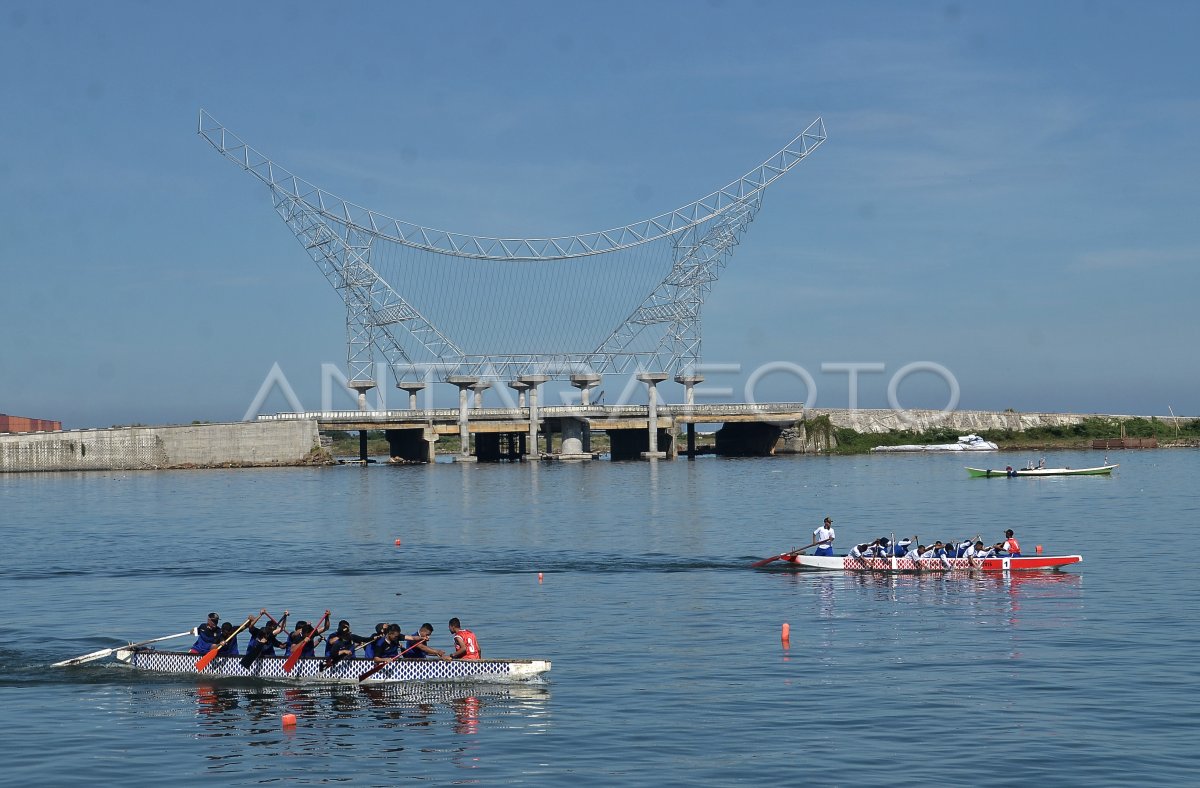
[258,403,806,431]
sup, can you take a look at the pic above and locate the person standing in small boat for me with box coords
[189,613,221,654]
[813,517,835,556]
[1002,529,1021,556]
[449,618,481,660]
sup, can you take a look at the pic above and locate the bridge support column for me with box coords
[570,373,600,453]
[350,381,376,464]
[447,376,479,463]
[637,373,669,459]
[675,373,704,459]
[471,381,491,409]
[518,375,549,460]
[397,381,426,411]
[386,428,436,463]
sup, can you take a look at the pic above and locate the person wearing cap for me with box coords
[813,517,836,557]
[189,613,222,654]
[324,620,373,661]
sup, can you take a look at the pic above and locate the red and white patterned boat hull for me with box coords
[783,554,1082,571]
[114,649,550,684]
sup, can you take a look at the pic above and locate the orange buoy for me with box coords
[537,572,543,583]
[282,713,297,728]
[781,622,790,648]
[394,538,402,546]
[1036,545,1043,554]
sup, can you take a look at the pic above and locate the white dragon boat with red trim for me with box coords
[782,554,1081,572]
[113,648,550,684]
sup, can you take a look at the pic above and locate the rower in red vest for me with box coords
[1002,529,1022,556]
[449,617,481,660]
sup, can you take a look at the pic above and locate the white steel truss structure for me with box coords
[197,110,826,385]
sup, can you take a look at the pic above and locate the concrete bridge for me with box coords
[258,402,809,462]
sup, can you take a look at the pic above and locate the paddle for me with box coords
[357,636,431,682]
[52,629,197,668]
[196,614,260,672]
[283,611,330,673]
[750,537,833,568]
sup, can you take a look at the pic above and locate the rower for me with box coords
[189,612,221,654]
[813,517,836,557]
[849,542,873,561]
[362,623,388,659]
[404,624,449,660]
[325,620,373,660]
[1002,529,1022,556]
[217,622,240,656]
[448,618,481,660]
[919,541,952,569]
[371,625,405,663]
[285,619,327,659]
[243,611,288,667]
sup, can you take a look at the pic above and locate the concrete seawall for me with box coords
[806,408,1128,434]
[0,419,326,473]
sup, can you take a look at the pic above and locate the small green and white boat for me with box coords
[966,464,1118,478]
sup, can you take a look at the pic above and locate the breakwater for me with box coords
[0,419,325,473]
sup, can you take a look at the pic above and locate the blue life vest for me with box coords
[218,637,239,656]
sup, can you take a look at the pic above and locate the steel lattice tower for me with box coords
[198,111,826,390]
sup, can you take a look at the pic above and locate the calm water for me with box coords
[2,450,1198,785]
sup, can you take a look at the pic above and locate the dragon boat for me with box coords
[966,464,1117,477]
[782,554,1082,572]
[113,648,551,684]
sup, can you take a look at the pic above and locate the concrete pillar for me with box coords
[675,373,704,460]
[637,372,669,459]
[350,380,376,464]
[397,381,426,411]
[447,375,479,463]
[570,373,601,406]
[518,375,549,460]
[508,380,530,409]
[471,381,492,409]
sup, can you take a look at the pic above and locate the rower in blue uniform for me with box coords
[404,624,449,660]
[217,622,240,656]
[189,612,221,654]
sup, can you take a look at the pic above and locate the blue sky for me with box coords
[2,1,1197,427]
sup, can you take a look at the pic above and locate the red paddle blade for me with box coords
[282,643,306,673]
[194,647,220,672]
[358,663,384,682]
[750,554,784,568]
